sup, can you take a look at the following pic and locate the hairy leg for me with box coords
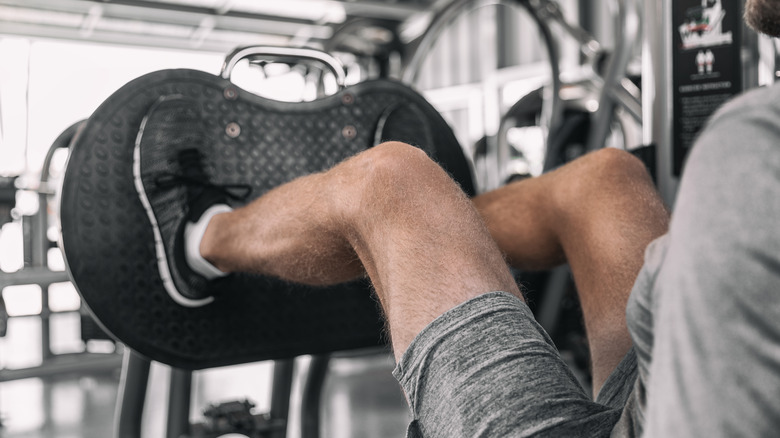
[201,141,521,356]
[474,148,670,394]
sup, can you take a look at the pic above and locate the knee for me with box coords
[355,141,447,192]
[553,148,655,208]
[367,141,437,175]
[578,147,650,185]
[337,141,465,215]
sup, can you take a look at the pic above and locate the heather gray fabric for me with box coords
[635,83,780,436]
[393,84,780,437]
[610,234,668,437]
[393,291,635,437]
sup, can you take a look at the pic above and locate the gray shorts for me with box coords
[393,291,638,438]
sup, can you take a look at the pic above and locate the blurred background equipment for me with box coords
[0,176,16,230]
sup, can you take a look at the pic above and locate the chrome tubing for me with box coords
[528,0,601,61]
[402,0,510,85]
[402,0,563,178]
[585,0,641,152]
[221,46,347,89]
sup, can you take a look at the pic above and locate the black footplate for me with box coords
[60,68,474,370]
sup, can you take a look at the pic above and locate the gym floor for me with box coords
[0,315,411,438]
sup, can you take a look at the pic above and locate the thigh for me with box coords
[395,291,630,438]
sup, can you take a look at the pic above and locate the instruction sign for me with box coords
[672,0,742,175]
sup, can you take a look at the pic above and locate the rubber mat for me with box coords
[60,69,474,370]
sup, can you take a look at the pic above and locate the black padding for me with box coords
[59,69,474,370]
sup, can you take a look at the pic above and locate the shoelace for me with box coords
[154,149,252,201]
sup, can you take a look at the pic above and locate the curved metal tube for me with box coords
[585,0,641,151]
[615,77,642,122]
[221,46,347,89]
[525,1,563,172]
[41,121,81,186]
[402,0,545,86]
[402,0,499,85]
[530,0,601,60]
[402,0,562,181]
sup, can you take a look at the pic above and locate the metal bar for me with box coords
[37,258,51,360]
[496,5,514,69]
[0,352,122,382]
[0,268,69,289]
[404,0,563,183]
[30,186,52,360]
[578,0,595,40]
[615,77,642,122]
[642,0,676,205]
[6,0,319,26]
[775,38,780,80]
[301,355,330,438]
[0,1,327,53]
[22,215,32,267]
[102,0,425,23]
[38,120,79,360]
[533,0,601,59]
[0,309,80,319]
[585,0,641,151]
[166,367,192,438]
[114,350,151,438]
[337,0,429,19]
[268,359,295,438]
[402,0,514,85]
[526,2,562,172]
[221,46,347,89]
[0,19,292,54]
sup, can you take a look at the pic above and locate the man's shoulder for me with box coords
[710,82,780,124]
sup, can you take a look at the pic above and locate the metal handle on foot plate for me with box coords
[221,46,347,89]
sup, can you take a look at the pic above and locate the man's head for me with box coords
[745,0,780,37]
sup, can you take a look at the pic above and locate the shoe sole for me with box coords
[133,95,214,307]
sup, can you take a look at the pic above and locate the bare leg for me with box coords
[201,141,521,357]
[474,148,669,394]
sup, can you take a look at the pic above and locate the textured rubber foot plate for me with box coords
[60,69,473,370]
